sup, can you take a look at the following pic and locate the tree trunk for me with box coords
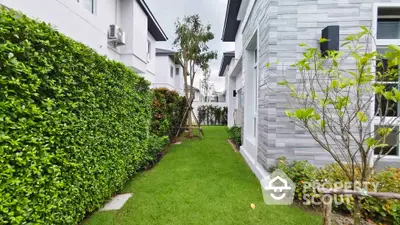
[187,63,194,138]
[353,196,362,225]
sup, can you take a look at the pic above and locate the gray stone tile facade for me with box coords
[241,0,400,171]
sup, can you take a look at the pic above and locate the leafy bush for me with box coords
[364,168,400,224]
[0,8,164,224]
[198,105,227,125]
[269,157,318,200]
[151,88,186,142]
[227,126,242,146]
[269,159,400,224]
[142,135,169,168]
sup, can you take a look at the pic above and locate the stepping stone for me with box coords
[174,142,182,145]
[100,193,133,211]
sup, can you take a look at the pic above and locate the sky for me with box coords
[146,0,235,91]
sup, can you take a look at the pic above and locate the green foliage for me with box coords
[151,88,186,142]
[277,27,400,156]
[227,126,242,146]
[142,135,169,168]
[270,159,400,224]
[173,14,218,72]
[269,157,318,200]
[364,168,400,224]
[0,8,167,224]
[197,105,227,125]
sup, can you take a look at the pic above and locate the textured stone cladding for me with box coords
[241,0,400,170]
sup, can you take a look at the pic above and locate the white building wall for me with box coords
[0,0,109,55]
[1,0,163,84]
[154,55,183,93]
[132,0,147,63]
[120,0,147,74]
[174,65,184,95]
[235,22,244,60]
[147,32,156,75]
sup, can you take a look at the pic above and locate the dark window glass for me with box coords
[375,83,398,117]
[374,126,399,156]
[377,19,400,39]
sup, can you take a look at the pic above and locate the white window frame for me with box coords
[175,67,180,76]
[170,66,174,78]
[147,40,151,62]
[371,3,400,158]
[76,0,96,14]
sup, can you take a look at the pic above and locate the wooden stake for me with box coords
[322,202,332,225]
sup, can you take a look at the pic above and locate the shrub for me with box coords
[142,135,169,168]
[269,157,318,200]
[0,8,162,224]
[227,126,242,146]
[269,159,400,224]
[151,88,186,142]
[198,105,227,125]
[364,168,400,224]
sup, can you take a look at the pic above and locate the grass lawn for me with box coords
[83,126,321,225]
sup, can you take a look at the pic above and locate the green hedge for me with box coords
[198,105,227,125]
[227,126,242,147]
[151,88,186,142]
[0,8,164,224]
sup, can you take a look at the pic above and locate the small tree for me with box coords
[200,69,215,102]
[276,27,400,225]
[173,15,217,137]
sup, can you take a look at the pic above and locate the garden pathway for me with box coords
[83,126,321,225]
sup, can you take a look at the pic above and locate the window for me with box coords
[254,49,258,112]
[253,49,258,138]
[175,67,180,76]
[77,0,95,14]
[374,126,399,156]
[147,40,151,62]
[373,5,400,156]
[374,48,399,117]
[377,7,400,39]
[238,89,244,108]
[170,66,174,78]
[378,19,400,39]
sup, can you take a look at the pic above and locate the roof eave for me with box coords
[137,0,168,41]
[218,51,235,77]
[221,0,242,42]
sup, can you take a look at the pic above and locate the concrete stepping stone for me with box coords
[100,193,133,211]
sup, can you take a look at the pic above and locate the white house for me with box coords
[153,48,184,94]
[220,0,400,180]
[219,51,243,127]
[0,0,168,83]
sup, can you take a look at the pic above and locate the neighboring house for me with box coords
[154,48,184,94]
[0,0,168,83]
[220,0,400,180]
[186,85,202,102]
[219,51,244,127]
[212,91,227,103]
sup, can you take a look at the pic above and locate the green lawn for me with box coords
[83,126,321,225]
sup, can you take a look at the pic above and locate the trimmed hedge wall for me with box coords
[0,8,163,224]
[198,105,227,125]
[151,88,186,142]
[227,126,242,147]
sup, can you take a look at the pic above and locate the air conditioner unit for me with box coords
[108,25,126,46]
